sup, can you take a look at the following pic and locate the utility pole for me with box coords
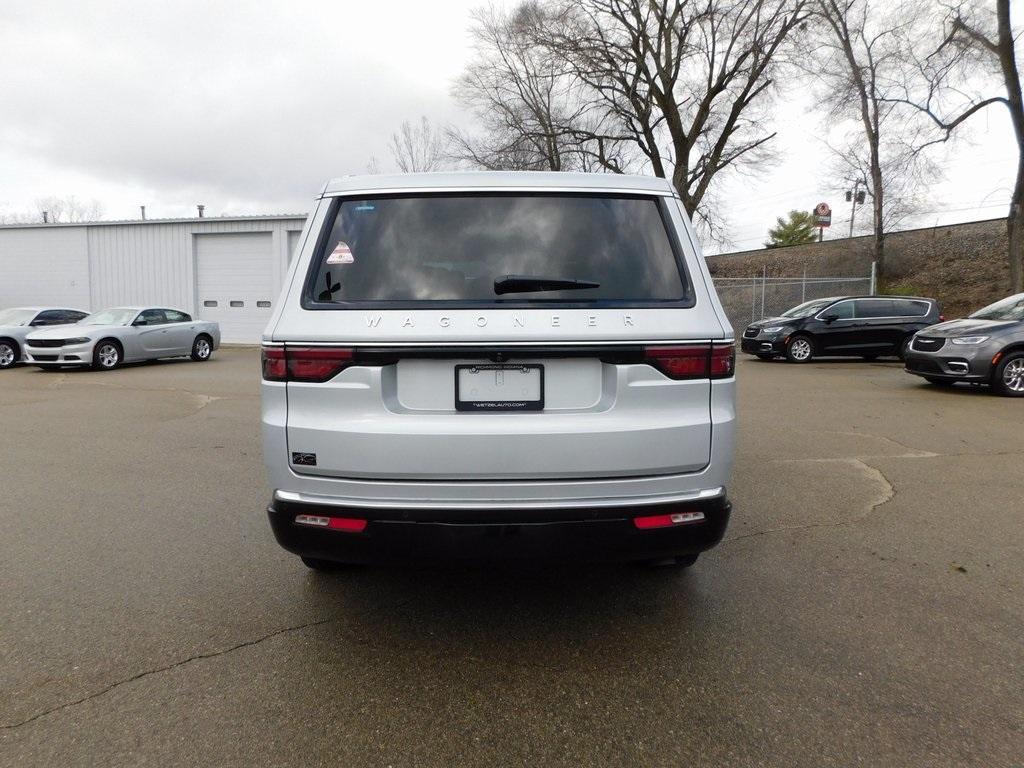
[846,183,866,238]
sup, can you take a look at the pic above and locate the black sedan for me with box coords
[741,295,943,363]
[905,292,1024,396]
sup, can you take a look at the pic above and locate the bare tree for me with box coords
[809,0,937,273]
[452,0,809,240]
[389,116,449,173]
[542,0,810,238]
[825,135,935,239]
[34,195,105,223]
[0,208,30,225]
[450,3,631,172]
[887,0,1024,291]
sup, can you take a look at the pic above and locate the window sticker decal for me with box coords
[326,240,355,265]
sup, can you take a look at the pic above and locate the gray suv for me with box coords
[905,292,1024,396]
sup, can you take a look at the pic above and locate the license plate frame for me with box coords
[455,363,544,412]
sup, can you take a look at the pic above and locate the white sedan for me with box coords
[24,306,221,370]
[0,306,90,369]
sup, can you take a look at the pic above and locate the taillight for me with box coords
[644,345,710,378]
[710,342,735,377]
[261,346,354,382]
[643,342,735,380]
[939,314,946,322]
[287,347,354,382]
[262,347,286,381]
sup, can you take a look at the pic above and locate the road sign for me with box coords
[814,202,832,227]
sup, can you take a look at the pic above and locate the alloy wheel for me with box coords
[789,338,812,361]
[98,344,119,368]
[0,343,14,368]
[195,339,211,359]
[1004,358,1024,393]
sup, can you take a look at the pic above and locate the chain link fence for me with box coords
[713,269,875,333]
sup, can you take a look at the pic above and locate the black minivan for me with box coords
[741,295,943,363]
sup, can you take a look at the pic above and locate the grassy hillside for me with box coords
[708,218,1010,318]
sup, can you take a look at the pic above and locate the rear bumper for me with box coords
[267,493,731,564]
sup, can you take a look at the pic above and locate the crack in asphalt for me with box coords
[0,614,344,732]
[824,431,938,458]
[723,442,1024,548]
[720,456,897,546]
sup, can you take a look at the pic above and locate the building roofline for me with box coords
[0,214,308,231]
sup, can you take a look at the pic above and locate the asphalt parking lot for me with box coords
[1,349,1021,767]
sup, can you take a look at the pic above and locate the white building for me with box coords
[0,215,308,344]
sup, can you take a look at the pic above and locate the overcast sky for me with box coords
[0,0,1016,253]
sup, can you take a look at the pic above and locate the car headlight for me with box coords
[65,337,91,344]
[950,336,989,345]
[761,326,785,334]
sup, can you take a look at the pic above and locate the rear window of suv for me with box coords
[303,193,693,307]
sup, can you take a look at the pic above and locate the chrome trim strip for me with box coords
[274,486,725,511]
[267,339,731,347]
[813,297,932,321]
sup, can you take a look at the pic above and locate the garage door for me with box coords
[195,232,276,344]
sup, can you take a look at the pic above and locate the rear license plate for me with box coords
[455,364,544,412]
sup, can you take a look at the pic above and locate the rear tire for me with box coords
[0,339,18,369]
[785,335,813,363]
[92,340,122,370]
[645,553,699,568]
[300,556,349,572]
[992,351,1024,397]
[190,334,213,361]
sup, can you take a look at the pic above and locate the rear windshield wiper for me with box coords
[494,274,600,295]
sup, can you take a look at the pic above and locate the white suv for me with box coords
[261,172,736,569]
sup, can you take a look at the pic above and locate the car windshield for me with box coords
[81,309,138,326]
[781,299,834,319]
[0,308,37,326]
[306,193,692,305]
[969,294,1024,322]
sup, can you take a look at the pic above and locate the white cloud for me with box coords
[0,0,485,218]
[0,0,1015,237]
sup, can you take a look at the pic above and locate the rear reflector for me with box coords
[633,511,706,529]
[327,517,368,533]
[644,343,735,380]
[262,346,354,382]
[295,514,367,533]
